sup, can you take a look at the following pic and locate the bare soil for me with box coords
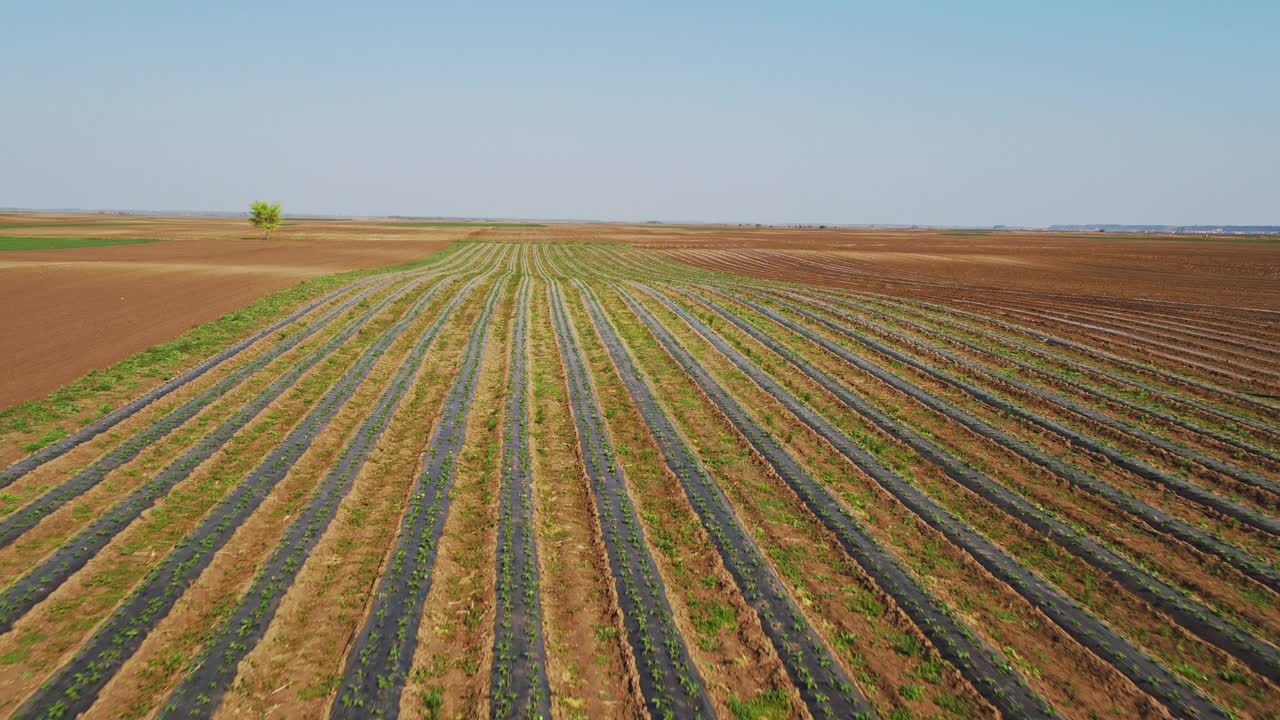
[0,212,453,408]
[7,216,1276,409]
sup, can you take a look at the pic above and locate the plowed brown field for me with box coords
[0,213,454,407]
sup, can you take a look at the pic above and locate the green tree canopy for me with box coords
[248,201,283,239]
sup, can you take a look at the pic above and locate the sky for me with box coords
[2,1,1277,226]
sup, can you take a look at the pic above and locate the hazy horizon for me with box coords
[5,206,1279,231]
[4,1,1277,227]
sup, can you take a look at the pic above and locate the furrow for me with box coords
[720,289,1280,592]
[575,280,877,719]
[0,273,463,633]
[678,286,1280,682]
[825,291,1280,467]
[0,243,490,543]
[331,276,505,718]
[612,285,1059,720]
[874,296,1280,420]
[8,270,485,720]
[769,290,1280,538]
[153,273,496,719]
[489,277,553,720]
[544,280,714,719]
[636,282,1234,718]
[0,275,384,487]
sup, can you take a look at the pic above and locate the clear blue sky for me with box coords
[2,1,1276,226]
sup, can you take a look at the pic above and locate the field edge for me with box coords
[0,242,462,459]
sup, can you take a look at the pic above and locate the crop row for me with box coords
[580,246,1278,682]
[0,273,468,635]
[827,291,1280,468]
[0,242,492,546]
[0,277,398,542]
[911,288,1280,397]
[573,279,875,719]
[333,274,507,717]
[553,245,1278,504]
[0,274,387,487]
[631,281,1231,717]
[9,266,492,720]
[574,247,1280,520]
[572,246,1278,709]
[576,246,1280,676]
[4,241,1272,718]
[715,289,1280,596]
[609,283,1062,719]
[155,269,500,718]
[669,285,1280,682]
[772,289,1279,537]
[652,245,1280,401]
[546,278,714,719]
[658,245,1280,418]
[801,290,1280,492]
[489,277,553,719]
[946,294,1278,390]
[808,287,1280,425]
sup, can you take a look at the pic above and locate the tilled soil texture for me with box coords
[0,212,456,408]
[10,216,1275,409]
[0,237,1275,720]
[601,225,1280,309]
[605,226,1280,397]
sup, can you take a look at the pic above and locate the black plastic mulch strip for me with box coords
[489,278,553,720]
[332,276,506,718]
[0,248,491,549]
[611,284,1060,720]
[575,280,876,720]
[156,269,497,719]
[809,287,1280,487]
[682,286,1280,684]
[0,272,458,633]
[946,298,1277,387]
[0,276,400,548]
[544,280,714,720]
[9,268,479,720]
[858,293,1280,432]
[776,289,1280,537]
[0,243,486,501]
[638,283,1230,719]
[725,289,1280,594]
[821,291,1280,466]
[0,274,384,488]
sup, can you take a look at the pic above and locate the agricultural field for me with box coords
[0,213,457,408]
[0,236,1277,720]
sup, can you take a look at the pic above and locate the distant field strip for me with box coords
[0,240,1274,719]
[0,235,165,250]
[382,221,546,228]
[0,222,142,230]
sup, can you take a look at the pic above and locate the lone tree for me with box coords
[248,201,283,239]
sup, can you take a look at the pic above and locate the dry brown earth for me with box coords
[4,213,1278,407]
[0,213,454,407]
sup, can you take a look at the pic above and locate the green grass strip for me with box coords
[0,236,163,251]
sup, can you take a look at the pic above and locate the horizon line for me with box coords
[3,207,1279,234]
